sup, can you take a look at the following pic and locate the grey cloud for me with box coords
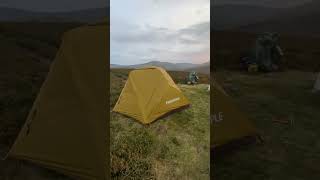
[179,38,200,44]
[111,0,209,65]
[112,21,209,45]
[179,22,210,36]
[178,21,210,44]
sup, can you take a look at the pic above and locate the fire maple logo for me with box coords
[166,97,180,105]
[211,112,224,123]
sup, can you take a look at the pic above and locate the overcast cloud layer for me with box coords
[111,0,210,65]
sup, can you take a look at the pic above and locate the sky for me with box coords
[0,0,108,12]
[111,0,210,65]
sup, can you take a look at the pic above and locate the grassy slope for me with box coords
[213,70,320,179]
[110,69,210,179]
[0,22,80,180]
[0,35,48,154]
[0,22,82,60]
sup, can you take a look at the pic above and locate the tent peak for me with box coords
[136,66,165,70]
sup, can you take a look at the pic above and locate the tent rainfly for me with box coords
[113,66,190,124]
[6,21,109,180]
[211,79,257,148]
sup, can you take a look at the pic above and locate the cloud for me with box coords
[112,25,175,44]
[111,0,210,65]
[111,21,209,65]
[178,22,210,44]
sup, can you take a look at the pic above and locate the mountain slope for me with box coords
[0,7,39,21]
[212,5,281,30]
[185,65,210,74]
[110,61,209,72]
[0,7,108,22]
[213,0,312,8]
[238,1,320,36]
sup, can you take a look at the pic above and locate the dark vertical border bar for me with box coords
[105,1,110,179]
[210,0,214,179]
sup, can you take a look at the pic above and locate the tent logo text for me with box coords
[166,97,180,105]
[211,112,224,123]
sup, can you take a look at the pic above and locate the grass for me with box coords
[0,22,83,60]
[110,69,210,179]
[213,70,320,180]
[0,22,82,45]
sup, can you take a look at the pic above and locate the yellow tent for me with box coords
[6,21,109,179]
[113,67,190,124]
[211,79,257,148]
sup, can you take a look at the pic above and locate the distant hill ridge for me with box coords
[212,4,281,30]
[0,7,108,22]
[212,0,320,37]
[110,60,210,74]
[237,1,320,36]
[213,0,312,8]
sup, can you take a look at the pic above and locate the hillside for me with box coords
[0,7,108,22]
[212,5,280,30]
[185,63,210,74]
[213,0,312,8]
[212,1,320,35]
[111,61,210,72]
[238,1,320,36]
